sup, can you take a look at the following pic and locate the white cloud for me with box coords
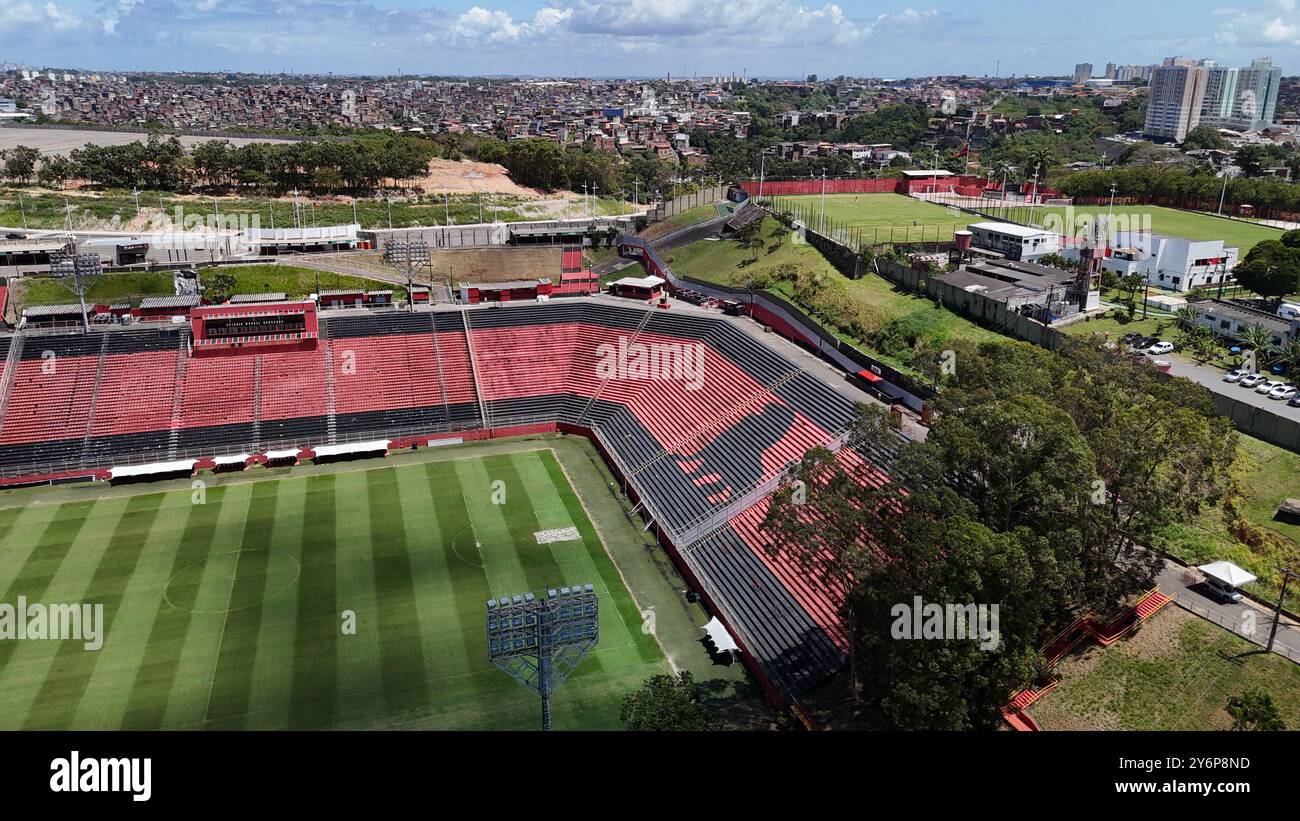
[447,5,573,43]
[446,1,943,50]
[0,0,83,32]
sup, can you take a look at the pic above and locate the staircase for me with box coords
[251,355,263,450]
[630,366,803,481]
[576,307,655,425]
[460,308,490,429]
[0,333,26,439]
[78,334,110,465]
[321,322,338,444]
[166,334,189,460]
[428,314,453,431]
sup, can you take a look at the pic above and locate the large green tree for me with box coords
[1234,239,1300,305]
[620,672,714,731]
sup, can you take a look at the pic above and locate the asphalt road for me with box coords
[1155,354,1300,421]
[1157,560,1300,662]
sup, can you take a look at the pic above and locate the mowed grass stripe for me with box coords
[0,497,128,729]
[71,490,196,729]
[453,457,522,594]
[363,468,430,716]
[421,460,496,728]
[0,504,62,588]
[394,464,454,682]
[243,477,307,728]
[537,451,654,659]
[22,494,164,729]
[485,453,611,680]
[0,505,27,552]
[204,480,280,726]
[120,486,229,729]
[159,483,254,728]
[288,475,340,729]
[477,454,568,595]
[0,500,94,702]
[332,470,385,727]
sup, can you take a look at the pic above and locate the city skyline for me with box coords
[2,0,1300,78]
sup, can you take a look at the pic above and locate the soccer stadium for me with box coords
[0,285,888,729]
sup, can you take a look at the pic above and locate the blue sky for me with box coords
[3,0,1300,77]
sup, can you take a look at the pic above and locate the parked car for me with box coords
[1223,369,1248,383]
[1288,393,1300,407]
[1203,576,1243,604]
[1146,341,1174,355]
[1240,374,1268,388]
[1270,385,1297,401]
[1256,379,1286,394]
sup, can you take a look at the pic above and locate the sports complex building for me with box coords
[0,285,898,706]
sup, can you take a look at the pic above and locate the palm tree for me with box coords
[1025,146,1055,178]
[1174,305,1203,330]
[1239,323,1279,368]
[1274,337,1300,377]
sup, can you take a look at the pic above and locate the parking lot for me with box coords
[1155,354,1300,421]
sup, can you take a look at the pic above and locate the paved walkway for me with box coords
[1157,559,1300,663]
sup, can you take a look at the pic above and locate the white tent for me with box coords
[702,617,739,654]
[109,459,196,479]
[1197,561,1258,588]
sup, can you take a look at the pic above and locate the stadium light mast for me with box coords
[384,238,430,314]
[49,235,102,335]
[486,584,599,731]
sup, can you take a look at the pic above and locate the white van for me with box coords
[1277,302,1300,321]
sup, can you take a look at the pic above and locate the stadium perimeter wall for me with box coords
[739,178,901,197]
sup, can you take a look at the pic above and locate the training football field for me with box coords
[772,192,970,243]
[0,448,666,730]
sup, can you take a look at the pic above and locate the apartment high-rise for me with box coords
[1073,63,1093,83]
[1143,58,1210,141]
[1196,57,1282,131]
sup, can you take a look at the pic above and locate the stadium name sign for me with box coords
[50,751,151,802]
[595,336,706,391]
[889,596,1000,651]
[0,597,104,650]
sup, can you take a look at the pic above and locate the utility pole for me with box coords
[1107,182,1117,247]
[1265,563,1300,655]
[819,171,827,233]
[1218,171,1230,216]
[757,152,765,201]
[1026,164,1041,227]
[17,192,26,230]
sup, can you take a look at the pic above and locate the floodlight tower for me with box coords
[48,236,102,334]
[486,584,600,731]
[384,238,431,313]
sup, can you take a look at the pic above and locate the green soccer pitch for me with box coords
[769,192,972,243]
[0,446,669,730]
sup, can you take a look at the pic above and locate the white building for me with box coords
[1086,233,1238,292]
[966,222,1061,261]
[1200,58,1281,132]
[1144,58,1210,141]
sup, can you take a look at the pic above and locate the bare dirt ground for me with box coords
[344,247,562,284]
[416,159,542,198]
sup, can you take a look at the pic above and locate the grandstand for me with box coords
[0,298,897,704]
